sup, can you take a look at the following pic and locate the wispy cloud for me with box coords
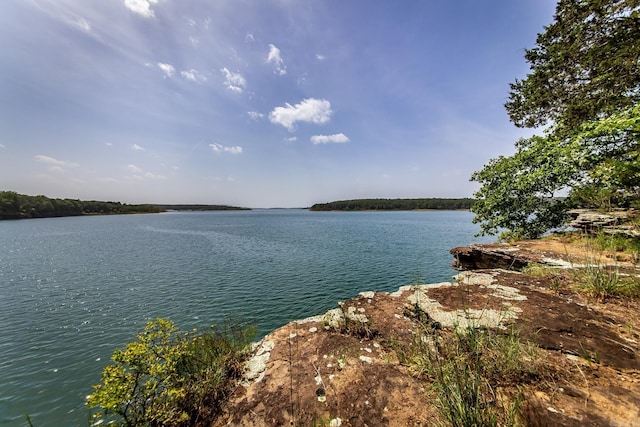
[286,136,297,143]
[210,143,243,154]
[127,164,143,174]
[74,17,91,33]
[316,54,326,62]
[124,0,159,19]
[181,69,206,83]
[247,111,264,120]
[126,164,166,180]
[131,144,146,151]
[311,133,350,144]
[245,33,255,43]
[267,44,286,75]
[221,68,246,93]
[34,155,79,172]
[142,171,167,180]
[157,62,175,78]
[269,98,332,131]
[0,144,6,148]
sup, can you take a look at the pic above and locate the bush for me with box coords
[86,318,255,426]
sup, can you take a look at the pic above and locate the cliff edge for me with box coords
[215,237,640,426]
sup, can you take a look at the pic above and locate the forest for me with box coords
[309,198,474,211]
[0,191,252,220]
[0,191,162,219]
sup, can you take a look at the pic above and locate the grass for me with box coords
[594,231,640,263]
[324,303,380,340]
[522,232,640,301]
[394,304,541,427]
[566,233,640,301]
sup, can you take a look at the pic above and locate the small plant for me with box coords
[522,263,556,278]
[331,304,379,340]
[427,326,535,427]
[87,318,256,426]
[575,263,621,301]
[394,320,539,427]
[594,231,640,263]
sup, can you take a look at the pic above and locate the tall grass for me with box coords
[395,305,540,427]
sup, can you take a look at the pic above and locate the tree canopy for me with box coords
[310,198,475,211]
[505,0,640,132]
[0,192,250,220]
[0,191,161,220]
[472,0,640,239]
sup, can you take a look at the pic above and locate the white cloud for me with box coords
[34,155,79,173]
[221,68,246,93]
[246,33,255,43]
[286,136,297,143]
[316,54,326,61]
[131,144,146,151]
[0,144,6,148]
[124,0,159,18]
[126,164,166,180]
[247,111,264,120]
[143,171,167,180]
[269,98,333,131]
[105,142,113,147]
[157,62,175,78]
[267,44,286,75]
[311,133,350,144]
[74,17,91,33]
[210,143,243,154]
[127,164,143,173]
[181,69,206,83]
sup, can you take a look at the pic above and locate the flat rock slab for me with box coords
[450,238,638,271]
[215,270,640,426]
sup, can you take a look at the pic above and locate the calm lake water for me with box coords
[0,209,493,426]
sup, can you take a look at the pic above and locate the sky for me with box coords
[0,0,557,208]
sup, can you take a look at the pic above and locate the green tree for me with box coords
[473,104,640,239]
[0,191,20,219]
[87,318,255,427]
[505,0,640,132]
[473,0,640,238]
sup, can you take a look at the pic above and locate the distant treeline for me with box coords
[154,204,250,212]
[309,198,475,211]
[0,191,248,220]
[0,191,162,220]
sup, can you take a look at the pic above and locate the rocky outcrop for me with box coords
[568,208,639,237]
[450,244,542,270]
[215,261,640,426]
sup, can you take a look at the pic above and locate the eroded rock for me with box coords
[216,242,640,426]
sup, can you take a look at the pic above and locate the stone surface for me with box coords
[214,239,640,426]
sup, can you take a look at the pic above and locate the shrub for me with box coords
[86,318,255,426]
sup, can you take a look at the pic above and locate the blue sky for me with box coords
[0,0,556,208]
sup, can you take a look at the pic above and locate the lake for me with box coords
[0,209,493,426]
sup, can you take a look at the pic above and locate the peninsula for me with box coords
[0,191,249,220]
[310,198,474,211]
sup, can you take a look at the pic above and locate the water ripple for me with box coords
[0,210,492,426]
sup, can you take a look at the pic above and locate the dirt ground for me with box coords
[214,238,640,426]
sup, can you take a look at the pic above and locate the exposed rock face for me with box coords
[451,236,640,271]
[568,209,639,237]
[215,258,640,426]
[450,244,541,270]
